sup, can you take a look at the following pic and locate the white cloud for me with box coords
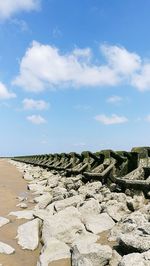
[11,19,29,32]
[13,42,120,92]
[0,0,40,20]
[131,64,150,91]
[101,44,141,75]
[27,114,46,124]
[13,41,150,92]
[106,95,123,104]
[95,114,128,125]
[0,82,16,99]
[23,98,49,110]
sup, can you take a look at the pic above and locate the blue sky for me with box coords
[1,0,150,156]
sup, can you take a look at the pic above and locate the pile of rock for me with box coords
[10,160,150,266]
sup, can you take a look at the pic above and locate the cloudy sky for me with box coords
[0,0,150,156]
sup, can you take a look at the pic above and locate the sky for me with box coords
[1,0,150,156]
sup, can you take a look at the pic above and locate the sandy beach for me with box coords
[0,159,41,266]
[0,159,71,266]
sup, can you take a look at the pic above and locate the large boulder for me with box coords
[23,173,34,181]
[47,174,60,188]
[78,182,102,197]
[42,206,85,245]
[54,195,84,212]
[71,231,99,249]
[16,218,41,250]
[119,251,150,266]
[105,201,130,222]
[118,232,150,253]
[9,210,34,220]
[109,211,149,242]
[78,198,101,220]
[84,213,115,234]
[109,250,122,266]
[71,243,112,266]
[37,237,70,266]
[34,193,52,209]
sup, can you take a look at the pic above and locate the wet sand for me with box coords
[0,159,41,266]
[0,159,71,266]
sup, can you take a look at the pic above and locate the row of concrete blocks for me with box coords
[12,147,150,193]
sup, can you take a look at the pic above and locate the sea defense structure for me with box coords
[13,146,150,196]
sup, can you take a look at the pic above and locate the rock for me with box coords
[9,210,34,219]
[23,173,34,181]
[109,250,122,266]
[27,184,45,193]
[104,192,126,203]
[16,203,28,209]
[0,241,15,254]
[34,193,52,209]
[119,251,150,266]
[52,187,68,201]
[54,195,84,212]
[37,237,70,266]
[84,213,115,234]
[17,196,27,202]
[78,198,101,219]
[71,243,112,266]
[45,202,55,215]
[42,206,85,245]
[64,176,83,191]
[118,232,150,253]
[106,201,130,222]
[47,175,60,188]
[68,189,78,197]
[0,217,10,227]
[78,182,102,197]
[16,218,41,250]
[138,223,150,235]
[33,208,54,220]
[71,231,99,249]
[127,194,145,212]
[108,211,148,242]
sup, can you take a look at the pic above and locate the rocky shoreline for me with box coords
[1,154,149,266]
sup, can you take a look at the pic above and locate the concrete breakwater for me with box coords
[13,146,150,195]
[0,147,150,265]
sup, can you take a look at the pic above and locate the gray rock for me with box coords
[0,217,10,227]
[119,251,150,266]
[42,206,85,245]
[16,218,41,250]
[0,242,15,254]
[78,198,101,220]
[34,193,52,209]
[106,201,130,222]
[78,182,102,197]
[16,203,28,209]
[109,250,122,266]
[54,195,84,212]
[9,210,34,219]
[37,237,70,266]
[23,173,34,181]
[84,213,115,234]
[71,243,112,266]
[71,231,99,249]
[109,211,148,242]
[118,232,150,252]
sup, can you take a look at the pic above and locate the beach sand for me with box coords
[0,159,71,266]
